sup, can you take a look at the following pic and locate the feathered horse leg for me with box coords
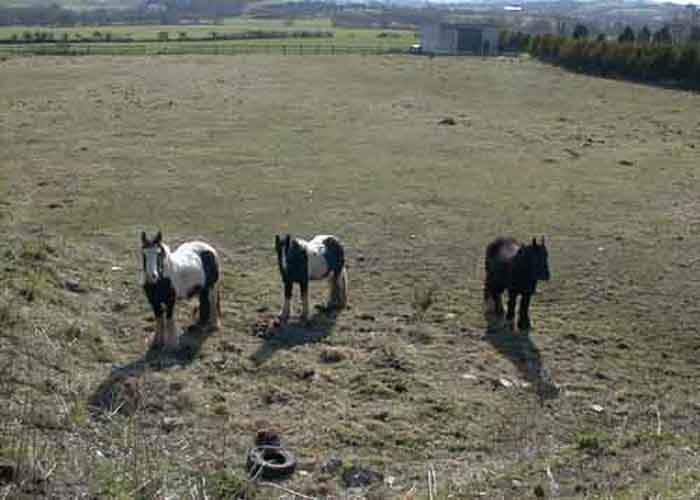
[154,315,165,348]
[325,268,348,311]
[164,299,178,349]
[211,284,222,329]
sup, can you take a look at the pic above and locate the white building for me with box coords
[421,23,500,56]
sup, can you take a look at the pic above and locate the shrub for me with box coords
[653,26,672,45]
[638,26,651,44]
[676,45,699,84]
[618,26,635,44]
[573,24,589,40]
[524,26,698,87]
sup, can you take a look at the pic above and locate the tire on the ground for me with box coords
[246,446,297,479]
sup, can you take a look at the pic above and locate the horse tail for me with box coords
[483,247,492,302]
[322,236,347,309]
[197,247,222,326]
[483,239,501,310]
[337,265,348,309]
[334,237,345,275]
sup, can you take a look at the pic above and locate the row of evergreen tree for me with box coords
[500,28,700,89]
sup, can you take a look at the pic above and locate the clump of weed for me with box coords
[320,347,347,363]
[405,325,433,344]
[89,375,143,417]
[18,238,54,263]
[261,384,292,405]
[622,431,679,449]
[412,284,436,321]
[576,431,611,455]
[370,343,413,372]
[205,470,248,499]
[63,321,113,363]
[0,290,20,328]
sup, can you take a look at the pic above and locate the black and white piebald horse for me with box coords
[275,234,348,322]
[141,231,222,349]
[484,236,550,332]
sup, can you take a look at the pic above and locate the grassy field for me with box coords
[0,18,417,55]
[1,54,700,499]
[0,18,335,40]
[0,18,415,44]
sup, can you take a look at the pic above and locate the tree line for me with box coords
[500,27,700,89]
[0,1,247,27]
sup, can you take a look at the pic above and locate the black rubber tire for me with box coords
[246,446,297,480]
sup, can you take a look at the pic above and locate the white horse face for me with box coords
[141,231,164,284]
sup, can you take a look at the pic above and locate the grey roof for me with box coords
[437,22,500,30]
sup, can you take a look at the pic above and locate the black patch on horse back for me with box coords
[197,249,219,289]
[321,237,345,277]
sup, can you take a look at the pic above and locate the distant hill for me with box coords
[0,0,141,9]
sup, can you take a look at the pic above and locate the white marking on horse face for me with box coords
[143,246,161,284]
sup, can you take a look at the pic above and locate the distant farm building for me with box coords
[421,23,500,56]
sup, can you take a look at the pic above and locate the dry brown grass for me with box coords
[1,54,700,499]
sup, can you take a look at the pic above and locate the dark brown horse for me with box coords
[484,237,550,331]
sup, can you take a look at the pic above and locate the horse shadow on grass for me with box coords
[250,307,339,366]
[88,322,216,418]
[484,315,560,402]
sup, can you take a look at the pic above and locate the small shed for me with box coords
[421,23,500,56]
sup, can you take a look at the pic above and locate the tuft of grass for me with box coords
[576,431,613,455]
[203,470,249,499]
[411,284,436,322]
[18,238,53,263]
[63,320,114,363]
[320,347,347,363]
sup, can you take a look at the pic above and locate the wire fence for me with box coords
[0,43,410,56]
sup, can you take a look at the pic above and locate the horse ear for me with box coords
[141,231,147,246]
[540,236,546,246]
[532,237,537,247]
[275,235,281,249]
[155,231,162,244]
